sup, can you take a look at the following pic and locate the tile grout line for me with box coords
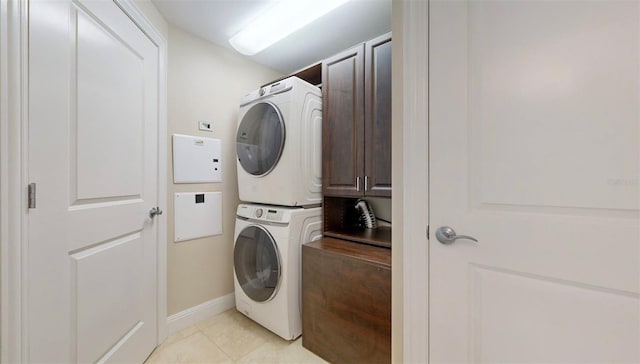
[150,309,328,364]
[191,314,238,363]
[198,325,237,363]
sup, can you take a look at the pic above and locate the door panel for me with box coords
[75,7,144,200]
[322,45,364,197]
[364,34,392,197]
[28,0,159,362]
[72,233,145,363]
[470,266,639,363]
[467,1,638,212]
[430,1,639,362]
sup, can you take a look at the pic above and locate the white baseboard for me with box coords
[166,293,235,336]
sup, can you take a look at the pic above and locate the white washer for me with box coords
[233,203,322,340]
[236,76,322,207]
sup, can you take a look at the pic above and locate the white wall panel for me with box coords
[174,192,222,242]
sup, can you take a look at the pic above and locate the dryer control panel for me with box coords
[238,76,321,106]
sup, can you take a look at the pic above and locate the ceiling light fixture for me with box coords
[229,0,349,56]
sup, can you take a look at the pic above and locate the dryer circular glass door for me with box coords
[234,225,281,302]
[236,102,285,176]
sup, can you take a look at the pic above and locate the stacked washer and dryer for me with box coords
[233,77,323,340]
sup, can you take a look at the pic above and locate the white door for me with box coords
[28,0,159,362]
[430,0,639,362]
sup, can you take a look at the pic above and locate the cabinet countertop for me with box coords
[304,237,391,268]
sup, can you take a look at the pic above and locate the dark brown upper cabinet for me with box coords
[322,33,392,198]
[322,44,364,197]
[364,34,392,197]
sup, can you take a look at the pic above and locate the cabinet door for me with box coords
[302,239,391,364]
[364,34,392,197]
[322,44,365,197]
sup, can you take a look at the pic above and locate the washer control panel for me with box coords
[237,204,301,223]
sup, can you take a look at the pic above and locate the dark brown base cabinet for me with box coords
[302,238,391,364]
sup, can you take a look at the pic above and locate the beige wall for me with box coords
[167,25,282,315]
[391,0,404,362]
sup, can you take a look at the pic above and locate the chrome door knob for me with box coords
[149,207,163,218]
[435,226,478,245]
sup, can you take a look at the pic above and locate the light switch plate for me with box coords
[199,121,213,131]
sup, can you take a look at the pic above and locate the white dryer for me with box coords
[233,203,322,340]
[236,76,322,207]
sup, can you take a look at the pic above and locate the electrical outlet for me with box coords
[199,121,213,132]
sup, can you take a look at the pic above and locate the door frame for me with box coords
[0,0,168,362]
[391,0,429,362]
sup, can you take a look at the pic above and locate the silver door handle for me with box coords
[435,226,477,245]
[149,207,163,218]
[356,177,361,191]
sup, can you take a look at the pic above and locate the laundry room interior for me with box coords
[157,0,394,362]
[2,0,638,363]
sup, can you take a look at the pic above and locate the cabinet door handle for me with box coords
[356,177,361,191]
[364,176,369,191]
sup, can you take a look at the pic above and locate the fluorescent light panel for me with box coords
[229,0,349,56]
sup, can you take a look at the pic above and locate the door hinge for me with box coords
[28,183,36,209]
[426,225,430,238]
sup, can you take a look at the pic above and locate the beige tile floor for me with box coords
[145,309,328,364]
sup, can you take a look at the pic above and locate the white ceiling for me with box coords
[152,0,392,74]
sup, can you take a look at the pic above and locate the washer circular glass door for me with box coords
[236,102,285,176]
[234,225,281,302]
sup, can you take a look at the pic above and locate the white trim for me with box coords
[0,2,10,363]
[19,1,29,361]
[166,294,236,336]
[0,0,169,361]
[113,0,169,346]
[0,0,28,362]
[390,0,404,362]
[401,0,430,363]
